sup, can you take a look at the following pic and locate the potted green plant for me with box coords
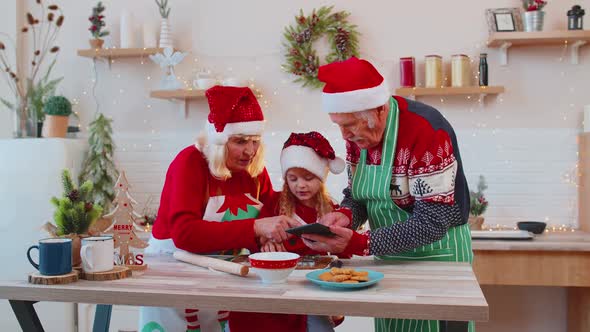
[89,2,109,49]
[469,175,489,230]
[42,95,71,137]
[51,169,103,267]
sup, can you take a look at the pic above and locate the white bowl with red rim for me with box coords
[248,252,300,284]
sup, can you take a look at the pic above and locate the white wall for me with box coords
[2,0,589,331]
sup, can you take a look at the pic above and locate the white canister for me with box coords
[585,105,590,133]
[451,54,471,87]
[425,55,443,88]
[120,10,136,48]
[142,21,158,48]
[81,236,114,273]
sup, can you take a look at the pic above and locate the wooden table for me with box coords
[0,256,488,332]
[473,231,590,332]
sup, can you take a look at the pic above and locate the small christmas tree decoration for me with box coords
[101,171,149,271]
[469,175,489,230]
[79,113,118,213]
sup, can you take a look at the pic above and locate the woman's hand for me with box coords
[261,241,287,252]
[301,226,353,254]
[317,211,350,227]
[254,216,300,243]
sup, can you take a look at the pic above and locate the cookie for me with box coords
[332,274,351,282]
[319,272,333,281]
[352,270,369,277]
[351,275,369,282]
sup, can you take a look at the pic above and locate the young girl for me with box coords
[229,131,350,332]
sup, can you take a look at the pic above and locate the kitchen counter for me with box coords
[472,231,590,251]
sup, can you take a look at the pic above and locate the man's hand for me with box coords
[317,212,350,227]
[301,226,353,254]
[254,216,300,243]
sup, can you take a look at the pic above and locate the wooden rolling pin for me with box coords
[173,251,249,277]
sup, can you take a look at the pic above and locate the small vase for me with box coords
[523,11,545,32]
[89,38,104,49]
[12,98,37,138]
[468,216,485,230]
[159,18,173,49]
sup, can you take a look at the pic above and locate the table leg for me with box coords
[92,304,112,332]
[9,300,44,332]
[439,320,469,332]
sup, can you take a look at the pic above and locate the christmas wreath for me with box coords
[282,6,360,88]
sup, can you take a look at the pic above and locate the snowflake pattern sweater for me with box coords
[341,97,470,257]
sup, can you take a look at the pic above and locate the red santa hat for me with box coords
[205,86,265,145]
[280,131,345,181]
[318,57,390,114]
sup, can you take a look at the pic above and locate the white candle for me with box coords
[120,10,135,48]
[142,22,157,48]
[584,105,590,133]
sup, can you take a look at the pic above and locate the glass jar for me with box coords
[424,55,443,88]
[399,57,416,87]
[451,54,471,87]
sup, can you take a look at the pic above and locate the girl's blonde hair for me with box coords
[278,172,334,218]
[196,131,266,180]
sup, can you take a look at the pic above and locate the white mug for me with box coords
[81,236,114,273]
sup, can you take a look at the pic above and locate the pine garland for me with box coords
[282,6,360,89]
[79,113,118,213]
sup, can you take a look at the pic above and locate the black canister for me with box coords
[478,53,488,87]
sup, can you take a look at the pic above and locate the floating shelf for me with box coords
[395,86,505,98]
[487,30,590,65]
[150,89,206,100]
[77,47,166,59]
[150,89,207,118]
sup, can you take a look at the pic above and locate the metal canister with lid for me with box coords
[424,55,443,88]
[451,54,471,87]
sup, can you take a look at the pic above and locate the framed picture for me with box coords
[485,8,523,33]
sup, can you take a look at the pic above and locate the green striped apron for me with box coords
[352,97,474,332]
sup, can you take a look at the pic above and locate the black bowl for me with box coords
[517,221,547,234]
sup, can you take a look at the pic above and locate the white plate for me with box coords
[470,230,533,240]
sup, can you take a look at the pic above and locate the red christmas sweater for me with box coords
[229,196,352,332]
[152,145,276,253]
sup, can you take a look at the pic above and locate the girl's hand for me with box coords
[261,241,287,252]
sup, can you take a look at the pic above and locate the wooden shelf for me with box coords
[487,30,590,65]
[395,86,504,97]
[150,89,207,118]
[150,89,206,100]
[487,30,590,47]
[77,47,166,59]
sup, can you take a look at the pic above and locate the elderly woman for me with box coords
[302,57,474,332]
[139,86,298,332]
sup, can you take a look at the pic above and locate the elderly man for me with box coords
[302,57,473,332]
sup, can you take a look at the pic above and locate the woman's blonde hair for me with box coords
[196,131,266,180]
[278,173,334,218]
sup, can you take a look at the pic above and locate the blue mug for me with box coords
[27,238,73,276]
